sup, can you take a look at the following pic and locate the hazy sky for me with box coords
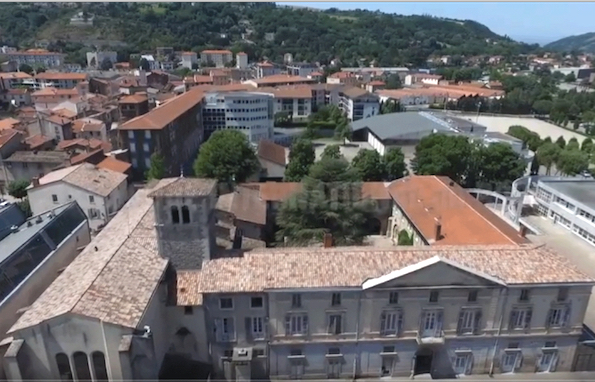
[279,2,595,45]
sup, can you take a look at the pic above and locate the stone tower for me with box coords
[149,177,218,269]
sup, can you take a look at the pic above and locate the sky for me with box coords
[278,2,595,45]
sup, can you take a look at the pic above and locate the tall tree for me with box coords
[581,137,593,152]
[537,142,561,175]
[285,138,316,181]
[193,130,259,183]
[384,74,402,89]
[145,153,166,180]
[334,120,352,145]
[566,137,580,151]
[307,156,360,184]
[411,134,472,185]
[556,149,589,176]
[478,143,526,191]
[555,136,567,149]
[7,179,29,199]
[383,147,407,181]
[321,144,342,160]
[351,149,386,181]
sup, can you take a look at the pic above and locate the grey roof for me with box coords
[148,177,218,198]
[483,131,523,143]
[0,203,25,241]
[5,151,70,163]
[540,180,595,211]
[351,112,451,141]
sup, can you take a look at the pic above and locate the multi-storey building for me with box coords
[2,178,594,381]
[180,51,198,69]
[118,88,206,179]
[200,50,233,68]
[5,49,65,69]
[286,62,318,77]
[533,178,595,247]
[35,72,88,89]
[202,91,274,143]
[255,61,280,79]
[339,87,380,122]
[260,86,312,121]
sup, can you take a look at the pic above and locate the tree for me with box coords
[567,137,580,151]
[307,156,360,184]
[581,137,593,152]
[537,142,561,175]
[99,57,113,71]
[284,138,315,181]
[321,144,342,160]
[397,229,414,245]
[7,179,29,199]
[18,64,33,75]
[555,136,567,149]
[507,125,541,152]
[478,143,526,191]
[411,134,472,185]
[532,99,552,115]
[530,155,540,175]
[351,149,386,181]
[384,147,407,181]
[556,148,589,176]
[334,120,352,145]
[193,130,259,183]
[564,72,576,83]
[16,198,32,218]
[145,153,166,180]
[139,57,150,71]
[385,74,402,89]
[380,100,403,114]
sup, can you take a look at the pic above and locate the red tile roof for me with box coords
[97,156,132,174]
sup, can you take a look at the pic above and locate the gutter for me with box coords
[489,287,509,376]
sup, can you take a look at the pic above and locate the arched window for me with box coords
[92,351,109,381]
[181,205,190,224]
[171,206,180,224]
[73,352,92,381]
[55,353,73,381]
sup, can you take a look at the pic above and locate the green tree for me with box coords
[384,147,407,181]
[478,143,526,191]
[16,198,32,218]
[7,179,30,199]
[555,136,567,149]
[145,153,166,180]
[530,155,540,175]
[18,64,33,75]
[351,149,386,181]
[99,57,113,71]
[139,57,150,71]
[532,99,552,115]
[507,125,541,152]
[385,74,402,89]
[537,142,561,175]
[581,137,593,152]
[307,156,360,184]
[334,120,352,145]
[567,137,580,151]
[284,138,315,181]
[411,134,472,185]
[564,72,576,83]
[321,144,342,160]
[380,100,403,114]
[397,229,414,245]
[193,130,259,183]
[556,148,589,176]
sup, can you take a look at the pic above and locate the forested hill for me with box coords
[545,32,595,54]
[0,2,537,67]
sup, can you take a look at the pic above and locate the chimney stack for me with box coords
[434,219,442,241]
[323,233,334,248]
[31,176,40,187]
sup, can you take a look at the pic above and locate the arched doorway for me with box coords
[414,348,433,375]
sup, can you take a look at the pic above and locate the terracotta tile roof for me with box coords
[195,83,255,92]
[257,61,274,68]
[250,74,316,85]
[0,129,23,148]
[97,156,132,174]
[57,138,107,151]
[8,49,63,56]
[181,51,197,56]
[6,88,28,95]
[259,86,312,99]
[340,86,372,99]
[25,134,53,150]
[0,118,21,131]
[255,182,391,201]
[119,94,148,104]
[387,176,527,246]
[362,182,391,199]
[70,148,104,165]
[215,187,267,225]
[237,52,247,56]
[369,80,386,86]
[201,49,232,55]
[148,177,217,198]
[176,245,594,301]
[0,72,32,80]
[310,71,323,76]
[9,181,176,333]
[72,118,104,133]
[119,88,205,130]
[330,71,355,79]
[32,87,79,97]
[35,72,88,81]
[258,139,288,165]
[52,108,78,119]
[35,162,127,196]
[44,114,71,126]
[186,75,213,84]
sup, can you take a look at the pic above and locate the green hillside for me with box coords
[0,2,538,67]
[545,32,595,53]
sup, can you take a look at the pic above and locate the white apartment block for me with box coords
[181,51,198,69]
[202,91,274,143]
[200,50,233,68]
[27,163,129,232]
[236,52,248,69]
[35,72,89,89]
[534,179,595,247]
[255,62,280,78]
[261,87,313,120]
[286,62,318,77]
[339,87,380,121]
[6,49,65,69]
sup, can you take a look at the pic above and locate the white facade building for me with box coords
[202,91,274,143]
[339,88,380,122]
[180,52,198,69]
[6,50,64,69]
[236,52,248,69]
[534,179,595,247]
[200,50,233,68]
[27,163,130,232]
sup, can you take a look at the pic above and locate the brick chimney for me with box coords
[31,176,40,188]
[434,218,442,241]
[323,233,334,248]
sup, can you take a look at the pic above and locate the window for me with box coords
[251,296,263,308]
[130,144,136,153]
[52,194,58,203]
[181,205,190,224]
[389,292,399,304]
[220,297,233,310]
[327,314,343,335]
[171,206,180,224]
[55,353,73,381]
[73,352,92,381]
[380,311,402,336]
[429,291,439,303]
[223,350,233,358]
[328,347,341,355]
[128,131,135,140]
[519,289,530,301]
[215,318,235,342]
[331,293,341,306]
[291,293,302,308]
[547,306,570,328]
[144,157,151,169]
[509,308,532,330]
[544,341,557,348]
[87,208,100,219]
[457,309,482,334]
[89,195,95,204]
[557,287,569,302]
[285,314,308,335]
[468,290,478,302]
[145,130,151,139]
[251,316,265,339]
[91,351,108,381]
[290,348,303,356]
[184,306,193,315]
[254,349,266,357]
[382,345,396,354]
[143,142,150,152]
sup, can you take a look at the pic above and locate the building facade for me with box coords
[339,88,380,122]
[5,50,64,68]
[200,50,233,68]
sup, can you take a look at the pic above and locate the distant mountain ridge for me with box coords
[545,32,595,53]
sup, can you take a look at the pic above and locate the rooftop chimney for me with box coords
[434,219,442,241]
[31,177,40,187]
[323,233,334,248]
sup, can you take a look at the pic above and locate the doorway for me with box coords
[414,348,433,375]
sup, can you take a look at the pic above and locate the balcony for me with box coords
[416,329,445,345]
